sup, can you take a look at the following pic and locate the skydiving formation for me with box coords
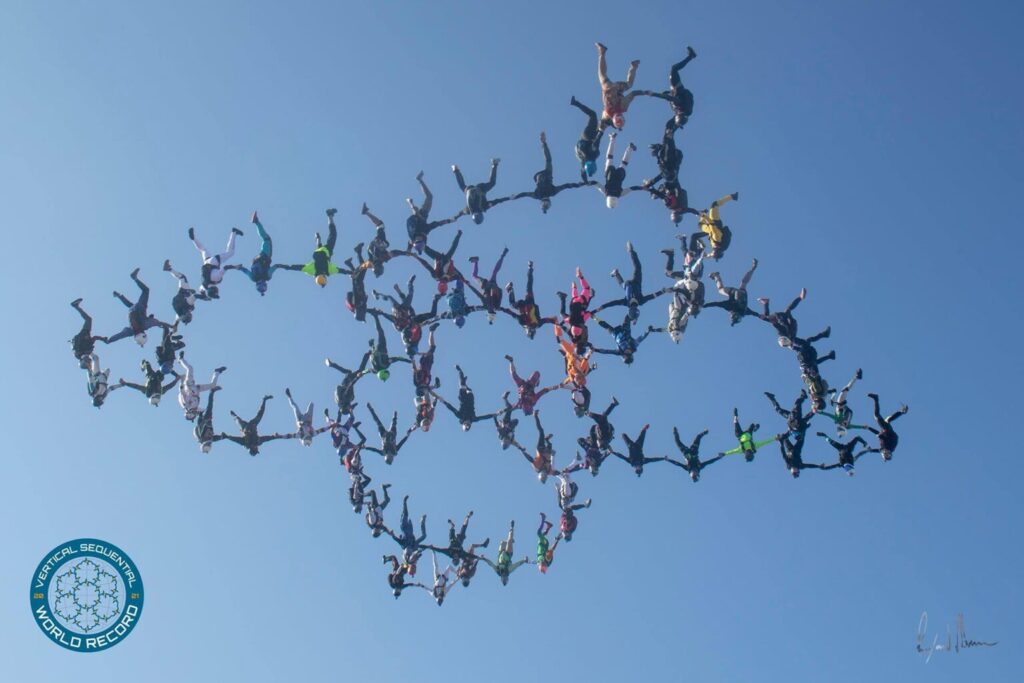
[69,43,908,606]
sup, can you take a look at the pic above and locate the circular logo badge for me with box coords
[30,539,144,652]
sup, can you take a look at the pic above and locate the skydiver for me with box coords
[822,369,867,437]
[405,172,457,253]
[299,209,342,287]
[83,353,112,408]
[420,551,457,606]
[705,258,759,326]
[481,520,530,586]
[665,427,721,482]
[586,396,620,451]
[815,433,873,475]
[514,410,558,483]
[188,224,244,299]
[409,229,464,296]
[177,353,225,422]
[115,359,179,407]
[358,402,416,465]
[560,497,592,542]
[757,288,806,348]
[467,247,512,323]
[69,298,106,367]
[595,42,640,130]
[364,484,392,538]
[505,354,561,416]
[535,513,561,574]
[358,203,408,277]
[325,351,370,414]
[285,387,329,446]
[721,407,776,462]
[154,322,185,375]
[222,395,292,456]
[493,391,520,450]
[777,432,826,478]
[455,540,490,588]
[637,46,697,129]
[695,193,739,260]
[614,424,668,476]
[451,158,510,224]
[433,364,498,431]
[591,312,661,365]
[569,95,605,181]
[511,131,590,212]
[411,323,441,397]
[506,260,558,338]
[105,268,171,346]
[865,393,909,461]
[162,260,201,325]
[597,240,668,321]
[427,510,489,568]
[193,386,224,453]
[383,554,425,599]
[559,266,596,353]
[367,310,412,381]
[593,132,637,208]
[325,408,362,463]
[225,211,302,294]
[385,495,428,569]
[348,460,372,514]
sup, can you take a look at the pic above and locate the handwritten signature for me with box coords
[916,612,997,663]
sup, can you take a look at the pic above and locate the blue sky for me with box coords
[2,1,1022,680]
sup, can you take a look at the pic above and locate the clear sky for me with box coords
[2,1,1022,681]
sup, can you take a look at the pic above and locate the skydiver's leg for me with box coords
[491,247,509,282]
[480,159,498,194]
[220,229,238,262]
[534,412,545,451]
[621,140,636,168]
[605,133,616,172]
[453,166,468,193]
[806,326,831,344]
[326,212,338,254]
[367,403,387,436]
[417,174,433,217]
[628,241,642,287]
[252,395,271,427]
[669,52,695,88]
[784,290,805,315]
[444,230,463,261]
[456,364,468,388]
[596,42,610,88]
[690,429,709,455]
[389,411,399,438]
[362,204,385,229]
[541,132,552,176]
[624,58,639,89]
[131,270,150,311]
[739,259,758,291]
[570,96,599,141]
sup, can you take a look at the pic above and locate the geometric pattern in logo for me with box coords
[48,558,123,633]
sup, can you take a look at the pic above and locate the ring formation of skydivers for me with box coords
[70,44,908,605]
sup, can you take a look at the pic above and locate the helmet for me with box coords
[537,471,548,484]
[472,213,484,225]
[690,471,699,482]
[437,280,448,295]
[201,442,212,453]
[315,274,328,287]
[671,211,683,225]
[185,409,198,422]
[541,199,552,214]
[455,316,466,328]
[487,312,496,324]
[134,332,147,347]
[461,422,471,432]
[778,336,793,348]
[377,368,390,381]
[670,330,681,343]
[881,449,892,461]
[790,467,800,478]
[149,394,161,406]
[583,160,597,177]
[256,281,268,296]
[606,196,619,209]
[412,238,426,254]
[180,311,194,325]
[627,304,639,321]
[612,112,625,129]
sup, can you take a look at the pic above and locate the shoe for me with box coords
[326,208,337,218]
[232,227,244,236]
